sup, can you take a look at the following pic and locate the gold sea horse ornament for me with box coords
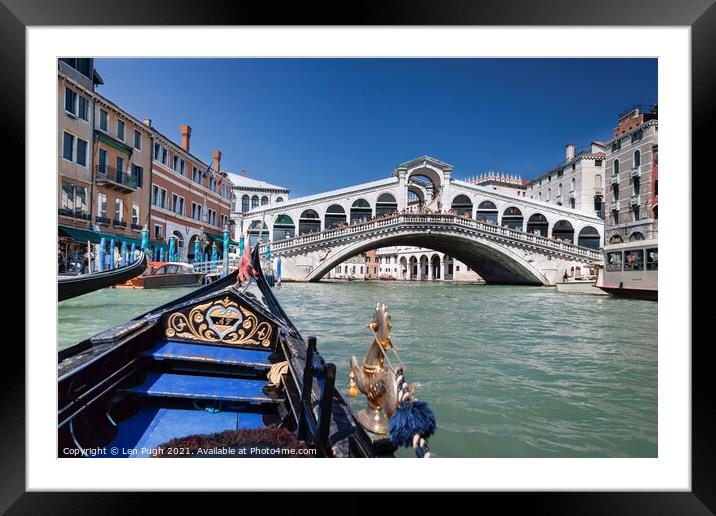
[347,303,401,434]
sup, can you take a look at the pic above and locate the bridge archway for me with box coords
[303,229,550,285]
[451,194,473,217]
[526,213,549,237]
[325,204,347,229]
[273,214,295,241]
[577,225,601,249]
[552,220,575,244]
[350,198,372,223]
[298,209,321,235]
[407,185,426,208]
[375,193,398,216]
[502,207,524,231]
[475,201,498,224]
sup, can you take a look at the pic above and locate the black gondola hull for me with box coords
[58,253,148,302]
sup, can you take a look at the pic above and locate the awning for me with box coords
[59,225,149,249]
[205,231,239,246]
[97,133,133,156]
[59,225,103,244]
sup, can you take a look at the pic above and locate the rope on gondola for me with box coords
[388,368,436,458]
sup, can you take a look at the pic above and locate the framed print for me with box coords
[5,0,712,512]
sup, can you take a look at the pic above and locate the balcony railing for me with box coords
[631,194,641,206]
[630,166,642,178]
[609,201,619,211]
[96,164,137,190]
[113,219,127,228]
[131,223,143,231]
[96,215,110,225]
[58,208,91,220]
[594,187,603,196]
[610,175,620,185]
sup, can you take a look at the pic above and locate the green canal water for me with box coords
[58,282,658,458]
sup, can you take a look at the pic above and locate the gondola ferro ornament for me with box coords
[348,303,437,457]
[348,303,399,434]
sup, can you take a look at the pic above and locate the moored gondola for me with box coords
[58,245,412,458]
[58,252,148,302]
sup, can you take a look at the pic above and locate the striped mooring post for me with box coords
[222,225,230,277]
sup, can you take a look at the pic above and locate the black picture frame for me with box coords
[6,0,710,512]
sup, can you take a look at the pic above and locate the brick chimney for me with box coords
[565,144,575,161]
[180,124,192,152]
[212,149,222,172]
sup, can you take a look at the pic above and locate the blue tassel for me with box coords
[388,400,436,448]
[311,354,325,376]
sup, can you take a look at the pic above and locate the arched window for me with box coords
[251,195,259,208]
[475,200,498,224]
[501,207,524,230]
[375,193,398,216]
[241,195,250,213]
[276,197,284,203]
[629,231,645,241]
[350,198,372,223]
[247,220,269,242]
[526,213,548,237]
[614,159,620,175]
[325,204,347,229]
[172,231,184,249]
[273,214,295,241]
[450,194,473,216]
[552,220,575,244]
[298,209,321,235]
[577,226,600,249]
[261,196,269,205]
[609,234,624,244]
[634,150,641,167]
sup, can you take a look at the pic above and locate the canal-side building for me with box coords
[149,124,234,262]
[92,93,153,244]
[463,173,528,197]
[603,105,658,243]
[374,246,484,282]
[228,171,290,242]
[58,59,103,230]
[326,253,368,280]
[526,142,606,218]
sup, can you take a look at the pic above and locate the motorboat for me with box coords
[117,261,205,289]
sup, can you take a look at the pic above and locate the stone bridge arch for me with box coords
[303,229,551,285]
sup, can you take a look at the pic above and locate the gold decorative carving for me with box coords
[165,297,272,346]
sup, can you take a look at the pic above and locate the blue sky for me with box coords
[94,58,657,197]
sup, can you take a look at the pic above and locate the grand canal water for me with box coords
[58,282,657,458]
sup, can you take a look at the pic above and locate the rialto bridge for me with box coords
[235,156,605,285]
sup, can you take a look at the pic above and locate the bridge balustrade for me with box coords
[260,213,601,260]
